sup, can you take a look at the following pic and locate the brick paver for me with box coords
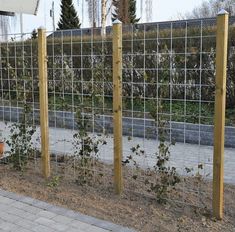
[0,189,135,232]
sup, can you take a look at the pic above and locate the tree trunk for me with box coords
[101,0,107,37]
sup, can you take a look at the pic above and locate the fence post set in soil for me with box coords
[213,10,229,220]
[38,27,50,178]
[33,12,230,216]
[112,19,123,195]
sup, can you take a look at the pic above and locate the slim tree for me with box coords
[86,0,99,28]
[58,0,81,30]
[101,0,107,36]
[101,0,112,36]
[186,0,235,18]
[0,12,15,41]
[86,0,112,36]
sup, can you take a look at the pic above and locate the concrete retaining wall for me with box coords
[0,106,234,148]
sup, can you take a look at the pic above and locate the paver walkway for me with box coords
[1,121,235,185]
[0,189,134,232]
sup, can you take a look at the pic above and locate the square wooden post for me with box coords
[113,19,123,195]
[213,10,229,220]
[38,28,50,178]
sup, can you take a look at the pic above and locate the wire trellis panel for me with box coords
[0,16,233,214]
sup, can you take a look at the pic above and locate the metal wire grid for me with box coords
[46,28,114,186]
[0,17,233,210]
[121,18,231,207]
[0,33,40,170]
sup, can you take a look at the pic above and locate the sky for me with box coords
[12,0,206,34]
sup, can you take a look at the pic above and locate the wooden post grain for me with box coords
[213,10,229,219]
[38,28,50,178]
[113,20,123,195]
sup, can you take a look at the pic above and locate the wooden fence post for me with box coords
[213,9,229,220]
[113,19,123,195]
[38,28,50,178]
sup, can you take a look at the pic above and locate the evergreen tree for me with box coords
[112,0,139,24]
[31,29,37,39]
[57,0,81,30]
[128,0,139,24]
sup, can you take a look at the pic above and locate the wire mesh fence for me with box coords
[45,28,114,187]
[120,17,235,212]
[121,19,218,207]
[0,32,40,171]
[0,16,234,217]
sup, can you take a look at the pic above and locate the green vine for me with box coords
[73,109,107,185]
[6,56,36,171]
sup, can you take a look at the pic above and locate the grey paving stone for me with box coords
[0,218,5,224]
[22,205,42,214]
[14,218,38,230]
[83,226,109,232]
[32,224,55,232]
[0,196,16,205]
[37,210,57,219]
[11,201,28,209]
[0,203,9,212]
[16,228,33,232]
[48,222,69,232]
[65,227,85,232]
[5,206,27,217]
[0,221,19,231]
[0,212,21,223]
[0,189,136,232]
[52,215,74,224]
[34,217,55,226]
[17,210,39,221]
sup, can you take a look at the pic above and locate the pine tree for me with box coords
[31,29,37,39]
[128,0,139,24]
[57,0,81,30]
[112,0,139,24]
